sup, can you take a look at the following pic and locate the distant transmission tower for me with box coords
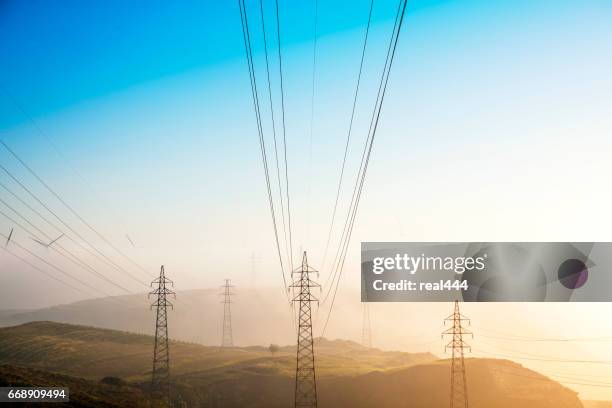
[442,301,472,408]
[250,253,256,288]
[220,279,234,347]
[360,270,372,348]
[361,302,372,348]
[290,251,320,408]
[149,265,175,407]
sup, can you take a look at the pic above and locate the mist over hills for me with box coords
[0,286,471,352]
[0,287,364,347]
[0,290,607,406]
[0,321,585,407]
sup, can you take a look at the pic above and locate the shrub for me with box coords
[100,376,126,387]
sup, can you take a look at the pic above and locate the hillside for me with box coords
[0,364,147,407]
[0,321,586,407]
[0,321,435,380]
[172,356,585,408]
[0,288,327,346]
[584,403,612,408]
[318,359,583,408]
[0,287,445,350]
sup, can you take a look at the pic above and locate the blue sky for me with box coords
[1,0,610,129]
[2,0,611,133]
[1,0,611,294]
[0,0,611,287]
[0,0,401,127]
[2,0,612,399]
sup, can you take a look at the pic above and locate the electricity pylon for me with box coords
[290,251,320,408]
[442,300,472,408]
[220,279,234,347]
[149,265,175,407]
[361,270,372,348]
[250,253,259,288]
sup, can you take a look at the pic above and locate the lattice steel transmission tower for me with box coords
[220,279,234,347]
[149,265,175,407]
[290,251,320,408]
[442,300,472,408]
[360,269,372,348]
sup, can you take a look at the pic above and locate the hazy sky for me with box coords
[1,0,612,400]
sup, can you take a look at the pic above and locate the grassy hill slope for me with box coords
[0,364,147,407]
[0,321,587,408]
[176,357,584,408]
[0,321,434,380]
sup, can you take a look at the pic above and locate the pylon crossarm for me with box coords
[151,276,174,284]
[291,264,319,273]
[149,287,176,295]
[292,295,318,303]
[444,314,471,322]
[442,328,473,336]
[445,341,470,349]
[150,303,174,309]
[290,280,321,288]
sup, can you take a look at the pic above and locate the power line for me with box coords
[545,372,612,387]
[323,0,405,306]
[474,325,612,342]
[473,347,612,365]
[0,84,134,248]
[238,0,290,301]
[321,0,374,272]
[329,0,407,299]
[0,159,149,287]
[0,230,128,303]
[0,140,153,279]
[1,94,212,308]
[489,367,612,389]
[274,0,294,271]
[322,0,408,335]
[0,179,71,239]
[0,170,145,294]
[306,0,318,248]
[541,369,612,381]
[309,0,318,165]
[479,333,612,342]
[258,0,292,273]
[0,204,135,294]
[1,242,95,298]
[476,339,612,362]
